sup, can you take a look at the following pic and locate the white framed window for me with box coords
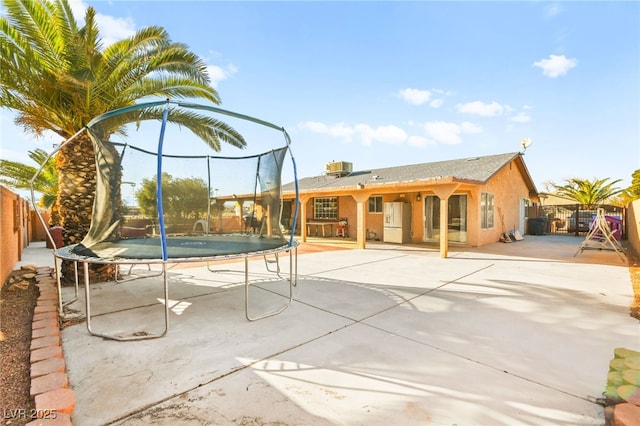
[481,192,494,229]
[368,196,383,213]
[314,197,338,219]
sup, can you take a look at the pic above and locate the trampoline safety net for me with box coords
[70,102,296,260]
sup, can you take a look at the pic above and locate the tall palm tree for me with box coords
[630,170,640,200]
[0,148,58,213]
[552,177,625,208]
[1,0,245,278]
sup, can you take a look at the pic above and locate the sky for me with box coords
[1,0,639,195]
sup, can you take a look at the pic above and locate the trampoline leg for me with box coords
[84,261,169,341]
[65,261,79,307]
[161,263,169,337]
[264,247,298,285]
[291,245,298,287]
[245,250,295,321]
[206,262,234,273]
[83,262,93,336]
[54,255,63,315]
[263,253,280,275]
[54,257,78,314]
[115,263,162,283]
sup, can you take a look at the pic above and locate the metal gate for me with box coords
[527,204,625,237]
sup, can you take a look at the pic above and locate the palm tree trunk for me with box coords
[56,134,115,282]
[57,135,95,245]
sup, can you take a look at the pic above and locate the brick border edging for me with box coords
[26,267,75,426]
[604,347,640,426]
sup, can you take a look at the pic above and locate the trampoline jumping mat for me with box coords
[71,234,290,260]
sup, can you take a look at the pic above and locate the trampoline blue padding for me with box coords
[71,235,290,260]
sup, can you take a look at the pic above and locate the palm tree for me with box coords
[0,148,58,214]
[552,177,625,208]
[1,0,245,279]
[630,170,640,200]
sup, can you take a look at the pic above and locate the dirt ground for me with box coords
[0,268,38,426]
[627,247,640,319]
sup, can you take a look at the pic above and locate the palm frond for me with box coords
[552,177,625,205]
[0,148,58,210]
[88,105,247,151]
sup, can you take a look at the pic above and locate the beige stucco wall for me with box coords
[0,186,30,283]
[339,192,422,241]
[627,199,640,257]
[476,160,532,246]
[31,210,51,242]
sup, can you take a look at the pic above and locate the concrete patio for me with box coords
[19,235,639,425]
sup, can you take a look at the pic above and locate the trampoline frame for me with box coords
[30,100,302,341]
[53,241,298,341]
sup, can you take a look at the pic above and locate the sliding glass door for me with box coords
[424,194,467,243]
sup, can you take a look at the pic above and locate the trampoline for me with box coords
[31,100,300,340]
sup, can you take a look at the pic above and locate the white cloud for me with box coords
[533,54,577,78]
[424,121,462,145]
[371,125,407,144]
[299,122,355,141]
[299,122,408,146]
[461,121,483,134]
[95,14,136,46]
[510,112,532,123]
[66,0,136,46]
[354,124,407,146]
[397,88,432,106]
[302,119,483,147]
[422,120,484,145]
[407,135,435,147]
[301,118,483,147]
[67,0,89,19]
[429,98,444,108]
[545,3,562,18]
[206,64,238,88]
[456,101,504,117]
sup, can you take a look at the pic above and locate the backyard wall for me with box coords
[31,210,51,242]
[0,186,48,283]
[627,199,640,258]
[0,185,30,283]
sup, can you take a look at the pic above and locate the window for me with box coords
[481,192,494,229]
[368,196,383,213]
[314,197,338,219]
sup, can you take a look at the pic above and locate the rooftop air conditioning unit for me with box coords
[325,161,353,177]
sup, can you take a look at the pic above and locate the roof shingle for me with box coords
[284,152,525,191]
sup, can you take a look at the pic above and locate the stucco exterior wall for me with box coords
[627,199,640,257]
[31,210,50,242]
[477,159,532,246]
[0,186,30,283]
[364,193,421,242]
[365,204,384,241]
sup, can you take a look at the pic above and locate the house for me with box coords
[280,152,540,257]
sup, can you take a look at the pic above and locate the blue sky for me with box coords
[1,0,639,193]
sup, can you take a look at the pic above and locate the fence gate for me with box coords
[527,204,625,237]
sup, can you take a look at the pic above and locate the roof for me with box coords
[283,152,538,195]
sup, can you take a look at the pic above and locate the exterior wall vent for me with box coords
[325,161,353,177]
